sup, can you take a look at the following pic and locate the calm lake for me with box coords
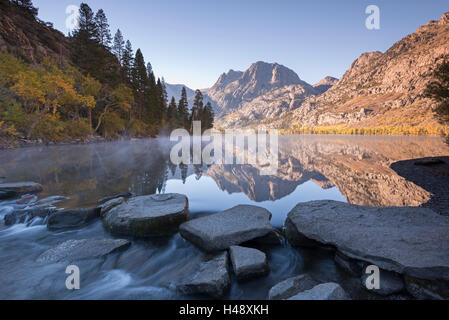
[1,135,448,299]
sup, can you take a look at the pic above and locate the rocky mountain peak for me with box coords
[208,61,308,115]
[242,61,302,87]
[313,76,339,94]
[213,69,244,91]
[439,12,449,25]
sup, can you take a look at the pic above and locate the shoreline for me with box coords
[1,132,448,151]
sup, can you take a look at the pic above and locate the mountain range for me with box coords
[168,12,449,133]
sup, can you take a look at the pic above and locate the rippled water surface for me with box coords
[1,135,448,299]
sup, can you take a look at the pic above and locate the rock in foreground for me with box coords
[268,274,318,300]
[0,182,43,200]
[5,207,56,226]
[180,205,273,252]
[37,239,131,263]
[288,283,350,300]
[361,268,404,296]
[103,194,188,237]
[285,201,449,281]
[229,246,269,281]
[99,197,125,217]
[47,208,100,231]
[178,252,230,298]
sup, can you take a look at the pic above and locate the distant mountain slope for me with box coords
[216,84,317,129]
[313,76,339,94]
[165,83,196,102]
[270,12,449,134]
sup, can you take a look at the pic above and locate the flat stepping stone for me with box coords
[229,246,269,281]
[288,283,350,300]
[268,274,318,300]
[37,239,131,263]
[178,252,230,299]
[103,194,188,237]
[180,205,273,252]
[0,182,43,200]
[285,200,449,281]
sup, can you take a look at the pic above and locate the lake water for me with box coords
[1,135,448,299]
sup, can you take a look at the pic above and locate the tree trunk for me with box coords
[88,108,92,132]
[27,103,50,139]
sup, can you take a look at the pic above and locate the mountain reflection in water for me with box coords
[0,135,448,227]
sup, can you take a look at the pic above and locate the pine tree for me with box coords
[112,29,125,62]
[167,96,178,127]
[71,3,103,79]
[95,9,112,48]
[10,0,38,16]
[132,49,148,119]
[202,101,214,130]
[190,90,204,131]
[77,3,98,41]
[122,40,134,82]
[156,78,168,124]
[177,87,189,129]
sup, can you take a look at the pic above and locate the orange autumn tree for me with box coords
[1,55,101,139]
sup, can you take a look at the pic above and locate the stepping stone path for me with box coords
[178,252,230,298]
[180,205,273,252]
[103,194,188,237]
[229,246,269,281]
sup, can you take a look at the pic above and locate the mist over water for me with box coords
[0,135,448,299]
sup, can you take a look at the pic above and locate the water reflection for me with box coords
[0,136,448,225]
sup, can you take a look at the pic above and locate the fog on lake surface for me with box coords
[0,135,448,299]
[1,135,447,226]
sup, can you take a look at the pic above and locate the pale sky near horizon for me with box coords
[33,0,449,89]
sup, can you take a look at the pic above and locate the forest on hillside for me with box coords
[0,0,214,146]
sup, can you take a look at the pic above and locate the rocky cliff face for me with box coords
[271,12,449,130]
[208,62,311,117]
[216,84,317,129]
[0,5,71,63]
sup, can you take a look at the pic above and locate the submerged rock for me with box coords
[285,201,449,281]
[178,252,230,298]
[4,207,56,226]
[103,194,188,237]
[47,208,100,231]
[287,283,350,300]
[180,205,273,252]
[268,274,318,300]
[229,246,269,281]
[37,239,131,263]
[0,182,43,200]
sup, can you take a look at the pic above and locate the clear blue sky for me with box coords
[33,0,449,89]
